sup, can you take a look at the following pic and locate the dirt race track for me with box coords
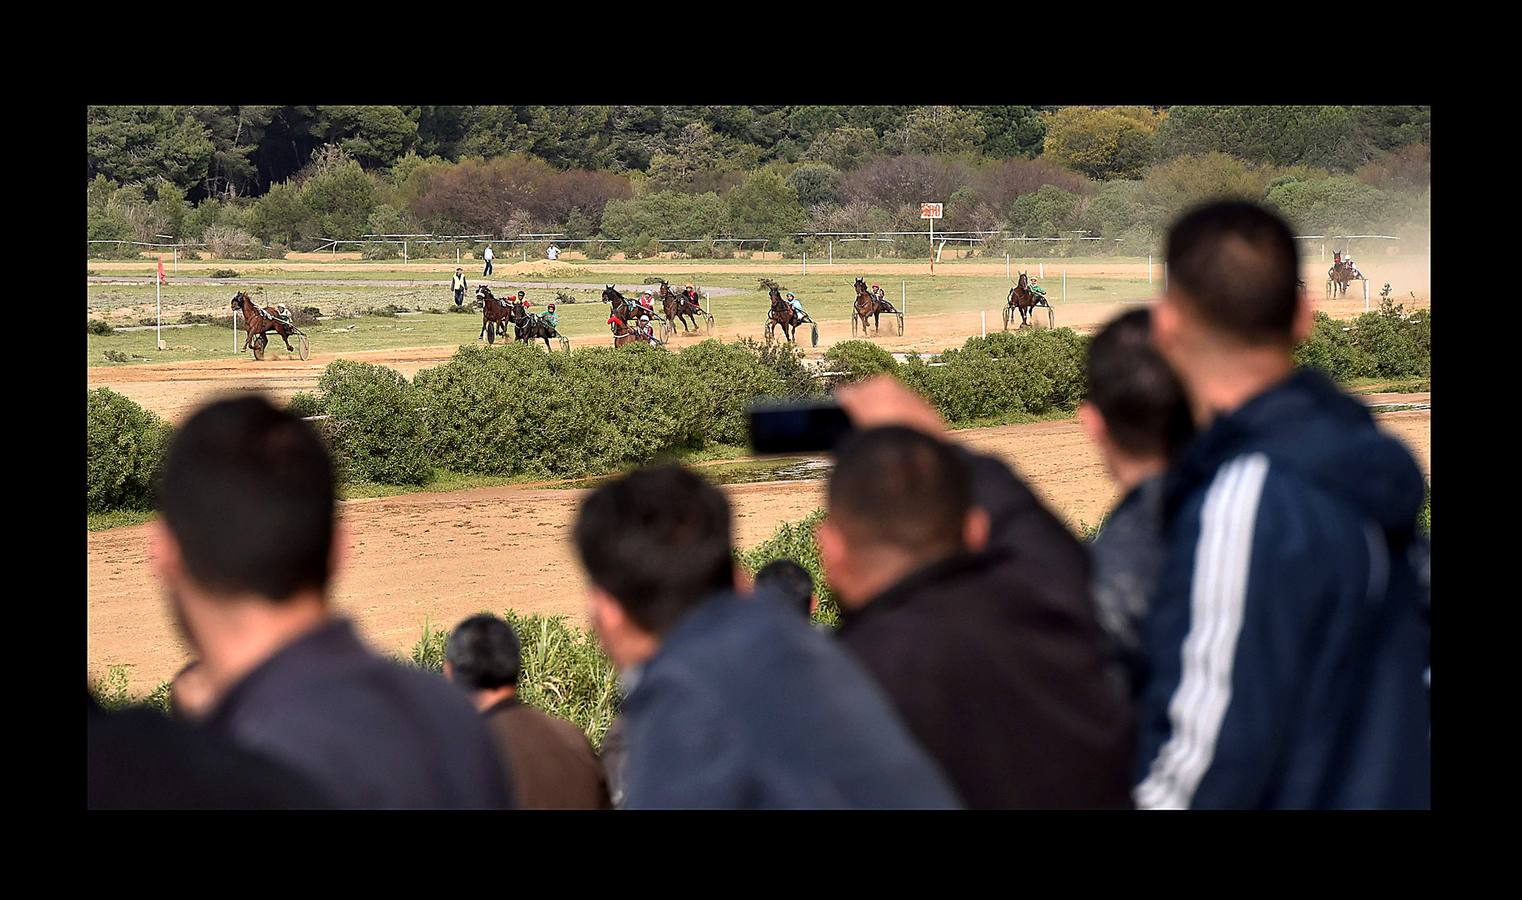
[88,288,1426,424]
[87,400,1430,691]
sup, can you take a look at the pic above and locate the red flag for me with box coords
[157,256,166,284]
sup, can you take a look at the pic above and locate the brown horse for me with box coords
[505,301,565,351]
[766,285,812,344]
[852,278,899,334]
[1327,252,1364,298]
[231,291,304,359]
[603,284,662,328]
[657,280,709,333]
[476,285,514,342]
[1005,272,1050,329]
[609,316,664,349]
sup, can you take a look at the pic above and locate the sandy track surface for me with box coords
[86,403,1430,691]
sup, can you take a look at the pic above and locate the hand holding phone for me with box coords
[747,399,854,455]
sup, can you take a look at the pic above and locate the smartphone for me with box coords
[747,399,855,455]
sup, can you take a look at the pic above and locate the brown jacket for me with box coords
[482,697,611,810]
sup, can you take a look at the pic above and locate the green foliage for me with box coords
[103,349,131,363]
[897,329,1088,424]
[1009,185,1084,236]
[209,269,239,278]
[1294,313,1367,382]
[87,388,171,513]
[1154,105,1413,171]
[317,359,431,485]
[822,340,900,383]
[1042,106,1160,180]
[286,392,324,419]
[300,155,376,241]
[740,509,840,628]
[677,340,789,444]
[787,163,842,207]
[88,106,217,193]
[725,169,808,244]
[87,318,114,336]
[1294,304,1431,381]
[741,337,821,399]
[409,612,620,747]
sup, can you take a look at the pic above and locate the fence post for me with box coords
[829,240,833,265]
[232,309,238,353]
[1006,253,1010,280]
[803,251,807,276]
[1039,262,1044,279]
[981,309,986,337]
[173,247,178,274]
[403,241,408,263]
[1364,279,1370,312]
[902,281,906,316]
[1063,269,1067,303]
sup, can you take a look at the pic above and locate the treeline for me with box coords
[87,106,1431,259]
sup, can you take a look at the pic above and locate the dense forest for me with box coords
[86,105,1431,259]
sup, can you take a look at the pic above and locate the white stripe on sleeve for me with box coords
[1135,452,1270,810]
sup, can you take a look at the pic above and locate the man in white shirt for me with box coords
[483,245,495,277]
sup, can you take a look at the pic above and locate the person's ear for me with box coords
[963,506,991,553]
[147,519,181,585]
[734,564,753,595]
[329,519,351,583]
[442,660,455,682]
[1291,284,1314,345]
[1150,298,1176,352]
[816,517,846,579]
[1078,400,1108,450]
[808,593,819,616]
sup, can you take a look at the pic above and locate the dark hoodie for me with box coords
[1133,369,1429,809]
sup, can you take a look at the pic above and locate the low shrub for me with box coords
[285,392,324,419]
[740,509,839,627]
[317,360,432,485]
[742,337,820,399]
[446,304,473,314]
[87,318,114,336]
[822,340,899,384]
[209,268,239,279]
[895,328,1088,425]
[176,312,222,326]
[1294,299,1430,382]
[362,242,400,260]
[103,349,130,363]
[87,388,171,513]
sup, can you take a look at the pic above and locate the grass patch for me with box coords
[1345,377,1430,394]
[88,508,156,531]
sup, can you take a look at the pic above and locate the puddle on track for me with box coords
[550,456,834,491]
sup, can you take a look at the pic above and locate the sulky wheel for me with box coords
[251,333,267,361]
[706,313,714,335]
[850,315,858,336]
[298,333,310,360]
[486,324,496,345]
[896,313,904,336]
[1002,307,1012,331]
[811,323,819,347]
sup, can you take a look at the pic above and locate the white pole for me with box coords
[902,281,906,316]
[1063,270,1067,303]
[1039,262,1044,279]
[1006,253,1010,280]
[233,309,238,353]
[156,274,162,350]
[1364,279,1370,312]
[173,247,178,274]
[803,251,807,276]
[981,309,986,337]
[929,216,934,274]
[1148,254,1152,285]
[829,241,833,265]
[403,241,408,263]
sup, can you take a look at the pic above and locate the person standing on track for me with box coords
[483,244,494,277]
[452,268,468,307]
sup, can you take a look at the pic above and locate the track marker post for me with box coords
[981,309,986,337]
[1063,269,1067,303]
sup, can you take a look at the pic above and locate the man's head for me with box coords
[572,465,737,669]
[753,559,816,620]
[1080,309,1194,491]
[149,397,340,668]
[817,427,989,610]
[1153,201,1313,419]
[443,615,522,708]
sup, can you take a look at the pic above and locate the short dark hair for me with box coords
[1086,309,1194,460]
[1165,200,1300,344]
[754,559,814,619]
[445,615,522,690]
[572,465,735,635]
[827,427,971,558]
[156,396,335,601]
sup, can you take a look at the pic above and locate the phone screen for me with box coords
[747,400,855,455]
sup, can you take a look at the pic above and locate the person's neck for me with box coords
[1179,346,1296,428]
[194,590,330,699]
[842,546,956,612]
[1110,453,1168,495]
[471,684,517,712]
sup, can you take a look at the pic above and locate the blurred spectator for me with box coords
[445,614,611,810]
[572,464,960,809]
[1078,308,1195,692]
[818,421,1134,809]
[599,713,630,809]
[1137,200,1429,809]
[169,659,217,722]
[88,691,332,809]
[149,396,512,809]
[753,559,817,620]
[452,268,468,307]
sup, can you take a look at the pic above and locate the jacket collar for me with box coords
[837,547,1015,635]
[204,617,365,725]
[482,695,523,717]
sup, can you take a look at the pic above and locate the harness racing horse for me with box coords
[609,316,665,349]
[505,301,568,352]
[476,285,514,342]
[657,280,712,335]
[231,291,308,360]
[1005,271,1052,329]
[851,278,901,336]
[602,284,664,330]
[766,285,815,345]
[1327,254,1364,298]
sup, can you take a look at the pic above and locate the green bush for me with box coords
[210,268,239,279]
[286,392,324,419]
[317,360,431,485]
[87,389,171,513]
[103,349,131,363]
[740,509,839,628]
[410,612,620,748]
[362,242,401,260]
[87,318,114,336]
[675,340,788,445]
[1295,313,1366,382]
[742,337,821,399]
[894,328,1088,425]
[1294,302,1430,382]
[822,340,899,383]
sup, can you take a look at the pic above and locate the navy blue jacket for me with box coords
[204,618,513,810]
[619,593,961,809]
[1134,369,1430,809]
